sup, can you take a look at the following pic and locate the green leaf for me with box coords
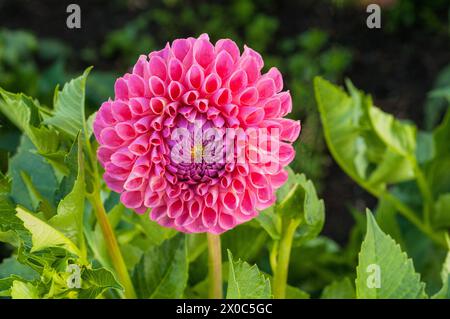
[78,267,122,299]
[49,134,85,249]
[0,87,60,155]
[221,224,268,263]
[433,193,450,228]
[226,250,271,299]
[0,256,39,281]
[16,206,81,256]
[132,234,188,298]
[44,67,92,138]
[285,285,310,299]
[432,250,450,299]
[256,206,281,240]
[8,136,59,212]
[275,170,325,246]
[314,77,416,196]
[355,210,427,298]
[10,280,39,299]
[321,277,355,299]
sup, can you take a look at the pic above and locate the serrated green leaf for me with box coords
[314,77,416,196]
[355,210,427,299]
[321,277,355,299]
[49,134,85,249]
[132,234,188,298]
[432,251,450,299]
[78,267,122,299]
[0,87,60,155]
[44,67,92,138]
[10,280,39,299]
[16,206,81,257]
[226,250,271,299]
[8,136,58,212]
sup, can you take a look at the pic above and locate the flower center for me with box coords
[166,114,227,184]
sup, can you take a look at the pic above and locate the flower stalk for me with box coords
[207,233,223,299]
[89,190,137,299]
[272,219,300,299]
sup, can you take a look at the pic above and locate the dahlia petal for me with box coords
[202,207,218,228]
[149,76,166,96]
[168,81,184,101]
[134,116,152,134]
[111,101,132,122]
[221,191,239,210]
[110,148,135,168]
[186,64,204,90]
[127,74,146,97]
[115,122,136,140]
[150,204,167,221]
[262,98,281,119]
[205,186,218,207]
[248,171,269,189]
[103,173,125,193]
[269,169,289,188]
[194,99,209,113]
[240,56,260,84]
[97,146,114,166]
[98,101,116,125]
[168,58,184,81]
[202,73,221,95]
[194,38,215,69]
[279,119,301,142]
[215,39,240,63]
[242,45,264,70]
[278,91,292,116]
[100,127,124,148]
[238,87,259,106]
[124,174,145,191]
[149,55,167,80]
[188,199,202,219]
[266,67,283,92]
[227,69,248,93]
[114,77,129,99]
[212,88,232,106]
[239,106,264,126]
[218,212,236,230]
[256,77,276,100]
[278,142,296,166]
[166,101,179,117]
[241,190,256,215]
[129,97,150,115]
[121,190,143,209]
[214,50,234,79]
[168,198,184,218]
[172,38,191,62]
[182,90,199,105]
[128,134,150,156]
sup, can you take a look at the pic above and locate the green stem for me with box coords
[207,233,222,299]
[273,219,299,299]
[383,193,445,247]
[411,159,434,226]
[89,190,136,299]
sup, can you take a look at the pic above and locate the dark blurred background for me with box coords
[0,0,449,255]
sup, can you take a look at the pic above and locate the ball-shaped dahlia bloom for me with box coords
[93,34,300,234]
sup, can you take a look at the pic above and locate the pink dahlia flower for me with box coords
[93,34,300,234]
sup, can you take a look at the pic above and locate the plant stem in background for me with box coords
[89,190,137,299]
[207,233,223,299]
[273,219,300,299]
